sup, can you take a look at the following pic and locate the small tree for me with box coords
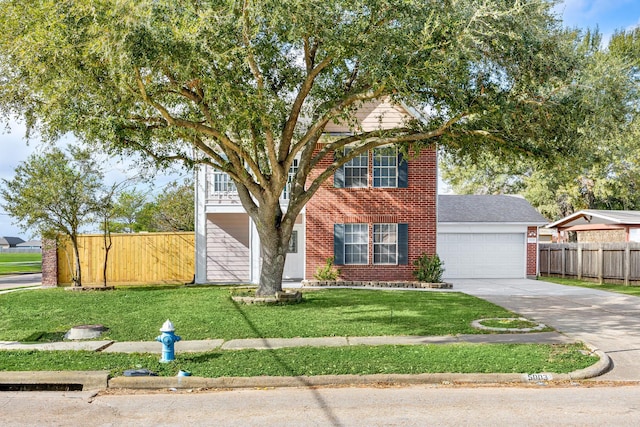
[0,146,105,287]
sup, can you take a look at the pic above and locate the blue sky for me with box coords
[1,0,639,238]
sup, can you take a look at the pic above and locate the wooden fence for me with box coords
[57,232,195,286]
[539,243,640,285]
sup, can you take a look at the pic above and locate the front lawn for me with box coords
[0,287,522,342]
[0,343,597,377]
[0,252,42,275]
[539,277,640,297]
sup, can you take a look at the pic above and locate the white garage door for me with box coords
[437,233,525,279]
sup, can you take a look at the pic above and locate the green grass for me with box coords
[0,287,523,342]
[0,343,597,377]
[539,277,640,297]
[0,252,42,275]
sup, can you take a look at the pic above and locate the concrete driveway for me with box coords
[0,273,42,292]
[452,278,640,381]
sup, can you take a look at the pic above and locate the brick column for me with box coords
[41,238,58,287]
[526,227,538,279]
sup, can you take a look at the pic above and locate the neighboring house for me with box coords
[437,195,548,279]
[16,240,42,249]
[195,99,437,284]
[546,210,640,243]
[0,236,25,249]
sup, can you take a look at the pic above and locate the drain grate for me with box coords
[0,383,83,392]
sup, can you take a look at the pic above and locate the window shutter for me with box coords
[398,223,408,265]
[398,152,408,188]
[334,150,345,188]
[334,224,345,265]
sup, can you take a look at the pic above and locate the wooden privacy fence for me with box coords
[539,243,640,285]
[57,232,195,286]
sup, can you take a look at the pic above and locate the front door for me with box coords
[283,223,304,280]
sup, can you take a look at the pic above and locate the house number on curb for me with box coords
[527,373,552,381]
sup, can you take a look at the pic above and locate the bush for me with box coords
[412,253,445,283]
[314,257,341,281]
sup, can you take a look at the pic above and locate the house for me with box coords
[16,240,42,249]
[545,210,640,243]
[437,195,548,279]
[195,99,437,284]
[0,236,25,249]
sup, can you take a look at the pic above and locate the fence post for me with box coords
[577,244,582,280]
[625,244,631,286]
[561,246,566,278]
[598,244,604,284]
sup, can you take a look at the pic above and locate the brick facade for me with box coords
[305,146,437,281]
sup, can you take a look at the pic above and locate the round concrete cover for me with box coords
[65,325,107,340]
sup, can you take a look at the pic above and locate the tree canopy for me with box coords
[0,147,105,286]
[442,28,640,219]
[0,0,598,294]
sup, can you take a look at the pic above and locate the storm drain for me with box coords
[0,383,83,391]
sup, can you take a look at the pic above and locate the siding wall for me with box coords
[324,98,411,133]
[305,146,437,281]
[206,213,250,282]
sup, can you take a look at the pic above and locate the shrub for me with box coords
[412,253,445,283]
[314,257,341,281]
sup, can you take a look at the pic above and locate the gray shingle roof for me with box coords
[0,236,25,247]
[438,195,548,224]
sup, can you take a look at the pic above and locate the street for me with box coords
[2,383,640,426]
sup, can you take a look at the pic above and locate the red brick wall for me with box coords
[526,226,538,278]
[305,146,437,281]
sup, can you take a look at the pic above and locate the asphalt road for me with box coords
[2,383,640,426]
[0,273,41,291]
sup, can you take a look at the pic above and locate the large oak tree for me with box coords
[0,0,593,295]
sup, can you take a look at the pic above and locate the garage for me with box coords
[437,232,525,279]
[437,195,548,280]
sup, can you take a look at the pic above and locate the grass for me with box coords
[0,287,526,342]
[0,252,42,275]
[539,277,640,297]
[0,343,597,377]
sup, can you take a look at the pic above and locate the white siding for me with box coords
[206,213,250,282]
[324,98,411,133]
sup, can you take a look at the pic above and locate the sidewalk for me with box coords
[0,332,611,391]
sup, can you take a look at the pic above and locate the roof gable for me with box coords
[546,210,640,229]
[438,195,548,224]
[324,98,416,134]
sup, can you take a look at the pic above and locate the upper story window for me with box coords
[343,147,368,188]
[373,147,397,188]
[335,146,408,189]
[212,171,237,193]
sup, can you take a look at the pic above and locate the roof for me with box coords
[16,240,42,248]
[546,210,640,229]
[0,236,25,247]
[438,195,548,224]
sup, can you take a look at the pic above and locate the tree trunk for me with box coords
[71,236,82,287]
[256,216,293,296]
[256,228,290,296]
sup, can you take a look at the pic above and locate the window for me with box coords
[335,223,408,266]
[343,147,368,188]
[344,224,368,264]
[212,172,237,193]
[282,158,299,200]
[287,231,298,253]
[373,224,397,264]
[373,147,397,188]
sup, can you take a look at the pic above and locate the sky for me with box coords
[1,0,639,238]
